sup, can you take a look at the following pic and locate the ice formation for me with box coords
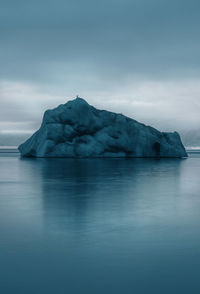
[18,97,187,158]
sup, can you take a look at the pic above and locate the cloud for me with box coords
[1,78,200,134]
[0,0,200,137]
[1,0,200,84]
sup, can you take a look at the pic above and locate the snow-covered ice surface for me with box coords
[18,98,187,158]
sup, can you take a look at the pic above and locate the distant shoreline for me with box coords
[0,146,199,155]
[0,147,19,153]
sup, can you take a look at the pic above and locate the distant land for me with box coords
[0,133,31,147]
[180,129,200,147]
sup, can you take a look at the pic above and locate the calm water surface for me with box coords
[0,153,200,293]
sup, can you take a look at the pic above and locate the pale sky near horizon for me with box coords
[1,0,200,135]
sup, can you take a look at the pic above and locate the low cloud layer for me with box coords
[0,78,200,135]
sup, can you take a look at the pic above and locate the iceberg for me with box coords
[18,97,187,158]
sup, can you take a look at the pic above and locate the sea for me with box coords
[0,147,200,294]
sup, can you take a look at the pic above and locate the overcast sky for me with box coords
[1,0,200,135]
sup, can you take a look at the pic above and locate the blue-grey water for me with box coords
[0,151,200,294]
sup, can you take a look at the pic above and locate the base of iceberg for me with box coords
[18,98,187,158]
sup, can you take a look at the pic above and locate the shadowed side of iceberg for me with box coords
[18,97,187,158]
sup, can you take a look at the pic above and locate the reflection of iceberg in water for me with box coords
[9,156,200,294]
[31,158,184,232]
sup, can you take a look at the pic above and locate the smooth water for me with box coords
[0,153,200,294]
